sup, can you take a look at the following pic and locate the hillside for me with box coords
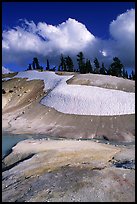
[2,66,13,74]
[2,70,135,202]
[2,70,135,142]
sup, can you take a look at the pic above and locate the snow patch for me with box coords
[2,66,13,74]
[41,83,135,116]
[13,70,72,91]
[2,77,12,81]
[13,70,135,116]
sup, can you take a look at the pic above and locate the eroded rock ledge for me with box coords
[2,139,135,202]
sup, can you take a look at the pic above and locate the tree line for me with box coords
[27,52,135,80]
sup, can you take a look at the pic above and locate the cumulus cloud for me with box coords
[37,18,95,52]
[110,9,135,41]
[109,9,135,68]
[2,9,135,71]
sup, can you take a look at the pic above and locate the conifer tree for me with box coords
[125,70,128,79]
[122,67,127,78]
[85,59,93,73]
[65,56,74,72]
[100,63,107,75]
[77,52,85,74]
[46,59,50,70]
[131,70,135,80]
[33,57,40,70]
[109,57,123,77]
[94,58,100,74]
[28,64,32,70]
[59,54,66,71]
[32,60,36,70]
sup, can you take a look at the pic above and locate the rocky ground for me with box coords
[2,139,135,202]
[2,73,135,142]
[67,72,135,92]
[2,72,135,202]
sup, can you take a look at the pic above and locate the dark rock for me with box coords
[2,89,6,94]
[102,135,109,141]
[9,90,14,93]
[113,160,135,169]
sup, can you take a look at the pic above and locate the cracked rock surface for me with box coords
[2,74,135,142]
[2,72,135,202]
[2,139,135,202]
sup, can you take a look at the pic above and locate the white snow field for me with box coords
[2,77,12,81]
[13,70,135,116]
[2,66,13,74]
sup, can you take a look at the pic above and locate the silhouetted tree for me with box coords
[131,70,135,80]
[39,66,44,71]
[89,60,93,73]
[65,56,74,72]
[59,54,67,71]
[94,58,100,74]
[32,60,36,69]
[100,63,107,75]
[109,57,123,77]
[122,67,126,78]
[58,66,60,71]
[49,66,56,71]
[77,52,85,74]
[125,70,128,79]
[28,64,32,70]
[46,59,50,70]
[52,66,56,71]
[85,59,93,73]
[122,67,129,79]
[33,57,40,70]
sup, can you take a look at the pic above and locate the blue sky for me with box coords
[2,2,135,73]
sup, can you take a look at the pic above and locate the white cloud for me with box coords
[109,9,135,68]
[2,9,135,71]
[2,28,45,53]
[37,18,95,51]
[110,9,135,42]
[99,50,107,57]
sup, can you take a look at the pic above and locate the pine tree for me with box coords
[129,74,132,80]
[131,70,135,80]
[85,59,93,73]
[100,63,107,75]
[109,57,123,77]
[65,56,74,72]
[89,60,93,73]
[125,70,128,79]
[77,52,85,74]
[52,66,56,71]
[122,67,127,78]
[28,64,32,70]
[59,54,66,71]
[94,58,100,74]
[32,60,36,70]
[46,59,50,70]
[58,66,60,71]
[33,57,40,70]
[39,66,44,71]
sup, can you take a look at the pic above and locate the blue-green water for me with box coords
[2,133,32,159]
[2,131,69,159]
[2,132,134,159]
[2,132,59,159]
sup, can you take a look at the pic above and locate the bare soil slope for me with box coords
[2,72,135,142]
[67,73,135,92]
[2,72,135,202]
